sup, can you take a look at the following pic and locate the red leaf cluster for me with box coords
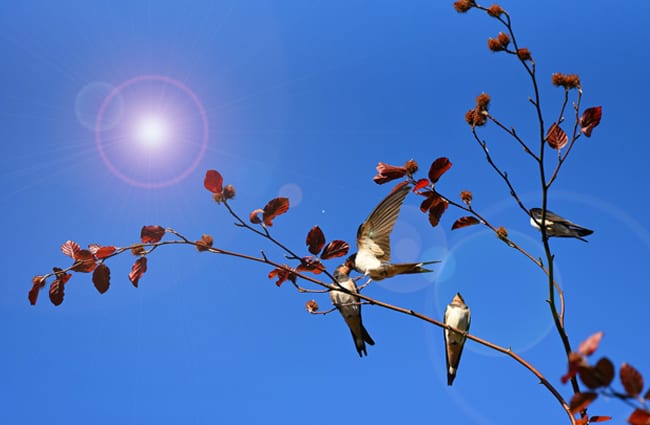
[562,332,603,384]
[546,123,568,150]
[203,170,236,202]
[129,257,147,288]
[420,193,448,227]
[62,241,99,272]
[297,256,325,274]
[579,357,614,389]
[141,225,166,243]
[569,394,613,424]
[71,250,97,273]
[305,226,350,260]
[30,241,119,305]
[562,332,648,422]
[268,266,296,287]
[580,106,602,137]
[407,158,453,228]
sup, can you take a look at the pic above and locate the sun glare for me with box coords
[134,115,169,148]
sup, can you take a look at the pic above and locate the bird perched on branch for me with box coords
[529,208,593,242]
[444,292,471,386]
[350,182,439,280]
[330,263,375,357]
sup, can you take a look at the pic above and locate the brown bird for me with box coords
[350,182,439,280]
[444,292,471,386]
[529,208,593,242]
[330,263,375,357]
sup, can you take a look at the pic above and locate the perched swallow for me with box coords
[351,182,439,280]
[444,292,471,386]
[330,263,375,357]
[529,208,593,242]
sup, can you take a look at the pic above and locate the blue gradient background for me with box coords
[2,1,649,424]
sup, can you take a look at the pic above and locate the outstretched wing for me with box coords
[356,182,411,262]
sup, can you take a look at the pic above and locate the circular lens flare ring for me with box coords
[95,74,209,189]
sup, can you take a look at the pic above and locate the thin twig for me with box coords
[486,114,539,161]
[471,128,530,216]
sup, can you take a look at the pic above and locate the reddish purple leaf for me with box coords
[94,246,117,259]
[569,392,597,414]
[580,106,602,137]
[579,357,615,389]
[262,197,289,226]
[71,249,97,273]
[578,331,603,356]
[620,363,644,398]
[413,178,430,192]
[546,122,568,150]
[129,257,147,288]
[428,157,452,184]
[628,409,650,425]
[320,240,350,260]
[428,197,448,227]
[419,191,436,213]
[61,240,81,258]
[588,416,612,423]
[204,170,224,193]
[268,266,296,287]
[141,225,165,243]
[562,352,584,384]
[49,278,66,306]
[306,226,326,255]
[28,275,46,306]
[92,263,111,294]
[452,216,480,230]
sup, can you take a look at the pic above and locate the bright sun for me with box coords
[133,115,169,148]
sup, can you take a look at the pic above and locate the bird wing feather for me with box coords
[356,183,411,262]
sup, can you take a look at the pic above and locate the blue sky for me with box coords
[2,1,649,424]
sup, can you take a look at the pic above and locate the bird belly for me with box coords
[354,251,381,273]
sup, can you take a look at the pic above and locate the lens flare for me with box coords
[133,115,169,149]
[95,75,208,188]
